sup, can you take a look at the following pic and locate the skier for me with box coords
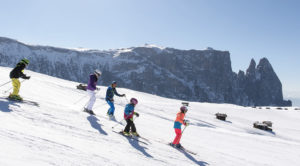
[105,81,125,118]
[171,106,189,148]
[123,98,139,136]
[8,58,31,101]
[84,69,101,115]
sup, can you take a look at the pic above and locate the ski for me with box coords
[178,146,197,155]
[134,135,151,144]
[112,130,148,145]
[4,97,39,106]
[168,143,197,155]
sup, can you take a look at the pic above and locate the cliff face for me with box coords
[0,37,291,106]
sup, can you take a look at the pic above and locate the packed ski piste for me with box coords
[1,59,300,166]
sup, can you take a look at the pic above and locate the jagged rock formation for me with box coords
[0,37,292,106]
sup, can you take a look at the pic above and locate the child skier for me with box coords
[123,98,139,136]
[9,58,31,101]
[84,69,101,115]
[171,106,189,148]
[106,81,125,118]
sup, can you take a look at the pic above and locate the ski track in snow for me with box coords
[1,66,300,166]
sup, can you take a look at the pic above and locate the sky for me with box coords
[0,0,299,103]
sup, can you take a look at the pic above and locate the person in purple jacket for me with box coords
[84,69,101,115]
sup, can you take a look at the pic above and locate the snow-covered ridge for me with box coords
[0,66,300,166]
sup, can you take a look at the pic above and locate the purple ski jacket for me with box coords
[87,74,98,91]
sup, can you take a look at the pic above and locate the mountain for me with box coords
[1,66,300,166]
[0,37,291,106]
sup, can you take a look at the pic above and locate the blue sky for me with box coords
[0,0,299,102]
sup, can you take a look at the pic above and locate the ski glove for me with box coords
[134,112,139,117]
[24,76,31,80]
[184,120,190,126]
[121,94,126,97]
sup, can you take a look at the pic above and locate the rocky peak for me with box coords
[257,57,274,73]
[246,59,256,76]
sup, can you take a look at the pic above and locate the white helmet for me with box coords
[94,69,102,76]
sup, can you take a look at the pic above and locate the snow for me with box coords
[1,66,300,166]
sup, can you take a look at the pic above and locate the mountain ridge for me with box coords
[0,37,291,106]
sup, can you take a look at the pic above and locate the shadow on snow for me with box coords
[125,136,153,158]
[0,98,22,112]
[177,148,209,166]
[87,115,108,135]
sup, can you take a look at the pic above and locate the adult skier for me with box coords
[123,98,139,136]
[8,58,31,101]
[171,106,189,148]
[105,81,125,118]
[84,69,101,115]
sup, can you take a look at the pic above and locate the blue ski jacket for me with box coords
[124,104,135,120]
[105,86,122,101]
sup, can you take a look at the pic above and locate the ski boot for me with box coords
[8,94,23,101]
[131,132,140,137]
[123,131,131,136]
[175,143,182,148]
[108,114,115,120]
[84,108,95,115]
[169,143,176,147]
[88,110,95,115]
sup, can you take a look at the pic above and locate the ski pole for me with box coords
[181,125,187,135]
[93,102,107,109]
[124,96,129,103]
[3,79,26,94]
[112,119,125,129]
[0,80,11,87]
[112,116,137,129]
[81,90,100,107]
[74,89,100,104]
[74,94,88,104]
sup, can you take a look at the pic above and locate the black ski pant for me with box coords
[124,119,136,133]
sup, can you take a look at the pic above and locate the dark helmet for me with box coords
[112,81,117,85]
[180,106,188,113]
[20,58,29,65]
[130,98,138,105]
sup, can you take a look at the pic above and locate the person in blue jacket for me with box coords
[123,98,139,136]
[106,81,125,117]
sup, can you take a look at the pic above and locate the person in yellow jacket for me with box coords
[8,58,31,101]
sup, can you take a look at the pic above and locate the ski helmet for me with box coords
[180,106,188,112]
[20,58,29,65]
[130,98,138,105]
[112,81,117,85]
[94,69,102,76]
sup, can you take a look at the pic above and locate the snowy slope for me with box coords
[0,66,300,166]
